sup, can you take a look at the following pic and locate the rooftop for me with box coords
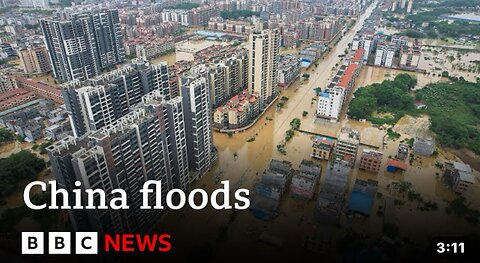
[313,136,335,145]
[348,191,374,216]
[459,171,475,184]
[16,77,62,97]
[352,48,365,63]
[361,149,383,159]
[453,162,472,173]
[337,63,358,89]
[387,159,408,170]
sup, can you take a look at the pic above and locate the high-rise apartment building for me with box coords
[61,60,171,137]
[47,91,189,233]
[206,51,248,108]
[208,63,227,108]
[180,67,214,181]
[248,29,280,109]
[17,45,51,74]
[41,9,125,82]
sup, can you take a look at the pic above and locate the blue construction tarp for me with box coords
[386,165,398,172]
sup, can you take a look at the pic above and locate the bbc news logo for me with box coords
[22,232,172,254]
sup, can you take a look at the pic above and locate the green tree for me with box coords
[394,74,417,91]
[348,96,377,119]
[290,118,301,130]
[0,150,46,202]
[0,128,14,143]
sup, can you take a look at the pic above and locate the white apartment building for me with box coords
[161,9,190,26]
[248,28,280,109]
[316,86,345,122]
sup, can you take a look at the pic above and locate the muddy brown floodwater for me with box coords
[419,47,480,82]
[157,5,479,260]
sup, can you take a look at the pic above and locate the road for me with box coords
[159,2,378,260]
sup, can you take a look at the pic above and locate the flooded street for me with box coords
[158,2,480,256]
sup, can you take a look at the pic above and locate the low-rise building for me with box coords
[19,123,43,142]
[290,160,322,200]
[413,137,435,156]
[358,149,383,173]
[317,50,362,122]
[334,127,360,166]
[251,159,293,220]
[175,40,230,62]
[337,63,360,96]
[347,179,378,216]
[213,91,260,130]
[15,77,63,104]
[0,88,36,112]
[443,162,474,195]
[300,43,326,67]
[314,159,350,225]
[261,159,293,193]
[399,43,421,69]
[278,55,300,89]
[396,143,409,160]
[374,42,395,68]
[386,159,408,173]
[125,36,175,60]
[311,136,335,160]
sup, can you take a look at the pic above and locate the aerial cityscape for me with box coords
[0,0,479,261]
